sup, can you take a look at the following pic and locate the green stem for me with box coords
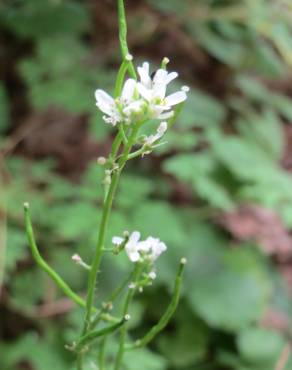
[98,336,107,370]
[83,124,142,334]
[114,263,142,370]
[89,270,134,330]
[76,318,127,352]
[127,147,145,160]
[23,204,87,309]
[76,353,83,370]
[117,0,136,79]
[125,258,186,350]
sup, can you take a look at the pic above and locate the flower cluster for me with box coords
[95,60,188,128]
[112,231,167,263]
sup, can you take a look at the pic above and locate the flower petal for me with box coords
[137,83,152,101]
[112,236,124,245]
[157,111,174,120]
[153,83,166,99]
[95,89,115,115]
[129,231,141,244]
[128,251,140,262]
[121,78,136,102]
[165,71,178,84]
[164,91,187,106]
[153,69,168,85]
[157,121,167,136]
[138,62,151,88]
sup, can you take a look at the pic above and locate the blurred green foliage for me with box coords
[2,0,292,369]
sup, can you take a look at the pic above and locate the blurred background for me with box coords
[2,0,292,369]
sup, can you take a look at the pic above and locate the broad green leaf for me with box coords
[237,328,285,365]
[187,246,271,331]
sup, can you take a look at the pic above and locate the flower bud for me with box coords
[125,54,133,61]
[97,156,107,165]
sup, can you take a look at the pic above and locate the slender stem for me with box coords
[83,124,141,334]
[114,263,142,370]
[77,318,127,352]
[117,0,136,79]
[114,61,130,97]
[98,337,107,370]
[76,354,83,370]
[118,124,128,146]
[125,259,186,350]
[89,270,134,330]
[127,147,145,160]
[23,204,88,309]
[83,172,121,332]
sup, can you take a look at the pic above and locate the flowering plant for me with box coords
[23,0,188,369]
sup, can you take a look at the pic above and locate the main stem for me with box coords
[114,264,142,370]
[83,125,140,335]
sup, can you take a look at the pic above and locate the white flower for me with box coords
[149,271,157,280]
[95,78,137,126]
[139,236,167,261]
[112,236,124,246]
[137,62,187,120]
[112,231,167,263]
[125,231,141,262]
[144,121,167,146]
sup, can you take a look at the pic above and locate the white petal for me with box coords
[142,62,149,74]
[164,91,187,106]
[112,236,123,246]
[165,71,178,84]
[129,251,140,262]
[95,89,115,115]
[153,69,168,85]
[137,240,151,252]
[123,100,143,116]
[121,79,136,102]
[157,121,167,135]
[137,83,152,102]
[129,231,141,244]
[153,83,166,100]
[138,62,151,87]
[157,111,174,120]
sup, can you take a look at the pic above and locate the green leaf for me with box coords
[124,347,167,370]
[237,328,285,365]
[178,89,226,128]
[2,0,89,38]
[47,201,99,241]
[158,306,209,367]
[5,227,27,275]
[164,153,234,209]
[236,110,284,161]
[0,332,71,370]
[187,247,271,331]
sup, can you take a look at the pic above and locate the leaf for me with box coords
[236,110,285,161]
[178,89,226,128]
[130,201,185,247]
[189,24,247,68]
[187,246,271,331]
[5,227,27,275]
[116,175,155,209]
[0,332,71,370]
[211,134,279,182]
[2,0,89,38]
[237,328,285,365]
[124,347,167,370]
[47,201,99,241]
[158,306,209,367]
[163,153,234,209]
